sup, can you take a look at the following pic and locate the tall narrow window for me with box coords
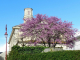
[28,11,30,15]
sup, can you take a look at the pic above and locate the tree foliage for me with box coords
[19,14,78,48]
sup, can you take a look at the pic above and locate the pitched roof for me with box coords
[13,24,22,27]
[8,24,22,44]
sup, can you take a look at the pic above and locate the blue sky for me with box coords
[0,0,80,52]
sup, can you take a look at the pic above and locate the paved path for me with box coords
[0,51,9,60]
[0,56,4,60]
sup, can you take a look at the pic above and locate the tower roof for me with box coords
[24,8,33,10]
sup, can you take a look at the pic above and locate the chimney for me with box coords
[23,8,33,23]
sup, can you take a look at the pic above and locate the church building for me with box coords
[8,8,72,52]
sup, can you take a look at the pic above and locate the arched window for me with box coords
[28,11,30,15]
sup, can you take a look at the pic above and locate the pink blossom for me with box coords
[19,14,78,48]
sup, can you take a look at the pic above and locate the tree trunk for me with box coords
[39,37,46,47]
[41,38,46,47]
[53,34,60,49]
[53,39,57,49]
[43,41,46,47]
[53,40,55,49]
[48,38,51,47]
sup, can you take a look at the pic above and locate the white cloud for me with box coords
[0,43,9,52]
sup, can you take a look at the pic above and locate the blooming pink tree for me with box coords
[19,14,78,48]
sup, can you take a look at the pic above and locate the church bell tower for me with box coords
[23,8,33,23]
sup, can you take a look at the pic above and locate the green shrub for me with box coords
[7,50,20,60]
[7,45,80,60]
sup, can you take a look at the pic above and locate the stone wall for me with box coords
[41,47,63,53]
